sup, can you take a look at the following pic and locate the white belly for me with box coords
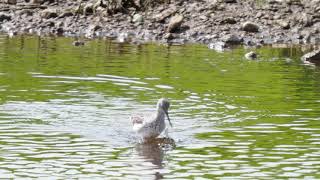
[134,120,166,139]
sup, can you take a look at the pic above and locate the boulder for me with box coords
[242,21,259,32]
[167,14,183,33]
[301,49,320,64]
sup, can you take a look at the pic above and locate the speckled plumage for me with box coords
[131,98,172,140]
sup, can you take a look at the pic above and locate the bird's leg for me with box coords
[164,127,169,137]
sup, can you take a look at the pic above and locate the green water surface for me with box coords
[0,35,319,179]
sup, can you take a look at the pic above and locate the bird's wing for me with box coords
[131,114,144,125]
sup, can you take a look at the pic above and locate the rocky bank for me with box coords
[0,0,320,48]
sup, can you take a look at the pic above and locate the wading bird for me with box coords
[131,98,172,141]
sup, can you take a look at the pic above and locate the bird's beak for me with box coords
[165,111,172,127]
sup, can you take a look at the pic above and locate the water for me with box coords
[0,35,320,179]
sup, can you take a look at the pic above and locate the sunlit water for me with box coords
[0,35,320,178]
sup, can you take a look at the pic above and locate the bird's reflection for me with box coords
[135,137,175,167]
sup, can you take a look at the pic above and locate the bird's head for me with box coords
[157,98,172,127]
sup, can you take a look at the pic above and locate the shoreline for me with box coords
[1,0,320,50]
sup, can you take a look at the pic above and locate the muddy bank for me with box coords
[0,0,320,48]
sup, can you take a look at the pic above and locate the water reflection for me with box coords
[136,142,164,167]
[135,138,176,168]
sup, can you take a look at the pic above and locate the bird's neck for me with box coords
[156,108,165,121]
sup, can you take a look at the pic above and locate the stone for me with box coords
[89,24,102,32]
[267,0,281,4]
[132,14,143,24]
[94,7,105,16]
[40,9,58,19]
[45,21,55,27]
[300,13,313,27]
[72,40,85,46]
[8,31,18,37]
[242,21,259,32]
[273,14,281,20]
[84,3,94,15]
[30,0,43,4]
[169,38,186,45]
[221,17,237,24]
[85,24,102,38]
[167,14,183,33]
[0,13,11,22]
[243,38,257,46]
[59,10,73,18]
[56,21,64,27]
[245,51,258,60]
[223,0,237,3]
[56,27,64,35]
[286,0,302,5]
[310,36,320,44]
[222,34,242,44]
[93,0,102,10]
[117,32,129,43]
[277,20,290,29]
[5,0,16,4]
[208,41,228,52]
[18,9,33,16]
[164,33,174,40]
[255,12,263,19]
[301,49,320,64]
